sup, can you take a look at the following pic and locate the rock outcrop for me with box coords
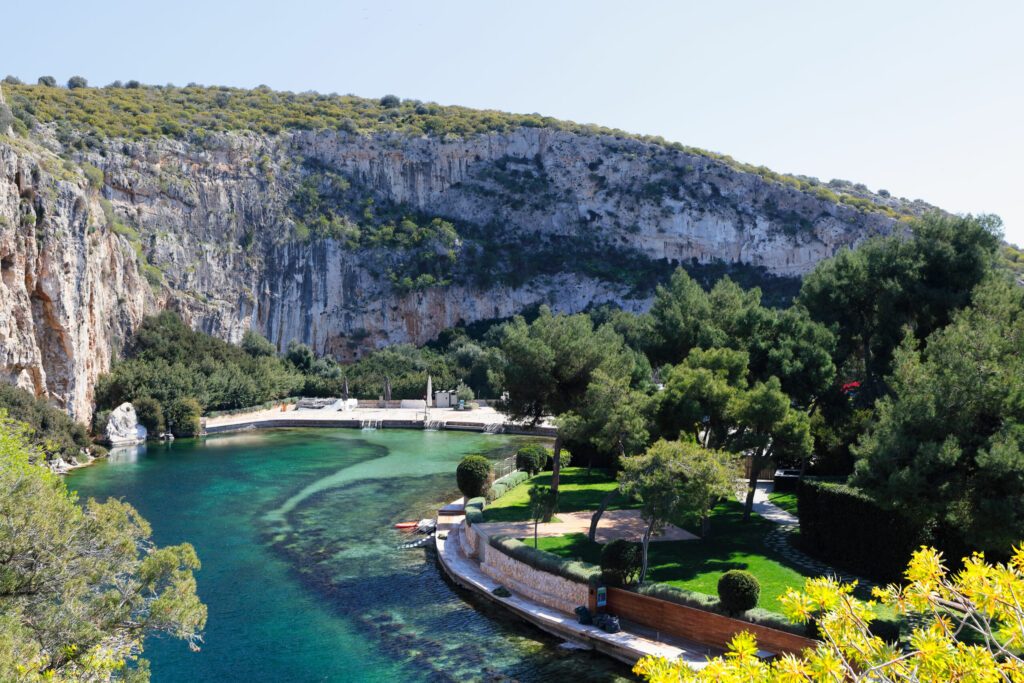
[105,402,146,445]
[0,122,917,422]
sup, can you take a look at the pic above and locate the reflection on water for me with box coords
[68,429,633,682]
[107,443,147,463]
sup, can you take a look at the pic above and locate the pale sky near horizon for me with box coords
[9,1,1024,242]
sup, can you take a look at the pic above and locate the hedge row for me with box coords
[637,583,806,637]
[797,479,927,582]
[464,497,485,526]
[486,470,530,502]
[488,535,601,585]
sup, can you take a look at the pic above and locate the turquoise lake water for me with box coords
[67,428,632,682]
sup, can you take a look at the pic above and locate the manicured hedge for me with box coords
[486,470,529,502]
[637,583,806,636]
[488,535,601,585]
[797,479,927,582]
[464,497,485,526]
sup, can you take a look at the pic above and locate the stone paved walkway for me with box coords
[475,509,699,544]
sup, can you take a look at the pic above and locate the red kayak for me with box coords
[394,522,418,529]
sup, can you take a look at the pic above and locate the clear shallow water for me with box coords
[67,428,632,682]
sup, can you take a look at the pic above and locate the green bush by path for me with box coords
[483,467,627,523]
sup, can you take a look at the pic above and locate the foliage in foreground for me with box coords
[635,545,1024,682]
[0,413,206,681]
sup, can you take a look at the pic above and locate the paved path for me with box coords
[435,518,715,669]
[743,482,799,525]
[475,509,699,544]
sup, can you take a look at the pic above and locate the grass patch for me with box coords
[483,467,628,523]
[535,500,812,613]
[767,491,798,515]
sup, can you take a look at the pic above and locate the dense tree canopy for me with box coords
[852,276,1024,554]
[798,213,1001,398]
[0,413,206,681]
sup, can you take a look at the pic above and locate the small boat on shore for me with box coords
[394,519,437,533]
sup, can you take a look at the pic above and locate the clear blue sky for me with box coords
[9,1,1024,242]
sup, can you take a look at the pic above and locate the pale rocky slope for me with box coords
[0,121,912,421]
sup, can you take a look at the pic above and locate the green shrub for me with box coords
[455,381,475,402]
[797,479,926,582]
[92,408,112,436]
[37,76,56,87]
[547,448,572,470]
[67,76,88,89]
[0,384,90,462]
[600,539,642,587]
[486,470,528,501]
[132,396,164,435]
[164,397,201,437]
[516,444,548,475]
[465,497,486,510]
[488,535,601,585]
[456,455,492,499]
[718,570,760,615]
[81,163,104,188]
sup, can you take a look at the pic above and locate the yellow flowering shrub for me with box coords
[635,545,1024,682]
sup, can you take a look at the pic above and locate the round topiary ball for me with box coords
[600,539,642,587]
[717,570,760,615]
[515,444,548,475]
[456,455,493,499]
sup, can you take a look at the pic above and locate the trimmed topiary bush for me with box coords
[600,539,642,587]
[718,570,760,615]
[456,455,492,499]
[515,444,548,475]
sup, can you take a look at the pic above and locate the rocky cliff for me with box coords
[0,93,920,421]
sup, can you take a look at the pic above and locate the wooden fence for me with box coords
[589,587,816,657]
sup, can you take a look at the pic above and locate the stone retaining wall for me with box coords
[470,523,588,615]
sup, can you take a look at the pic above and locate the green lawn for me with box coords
[483,467,628,522]
[534,500,811,612]
[767,490,799,516]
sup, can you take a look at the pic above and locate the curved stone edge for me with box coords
[434,513,710,670]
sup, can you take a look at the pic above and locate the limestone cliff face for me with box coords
[0,125,907,421]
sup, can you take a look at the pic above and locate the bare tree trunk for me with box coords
[701,513,710,538]
[743,450,764,521]
[588,490,617,543]
[534,518,539,548]
[550,434,562,491]
[639,517,656,584]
